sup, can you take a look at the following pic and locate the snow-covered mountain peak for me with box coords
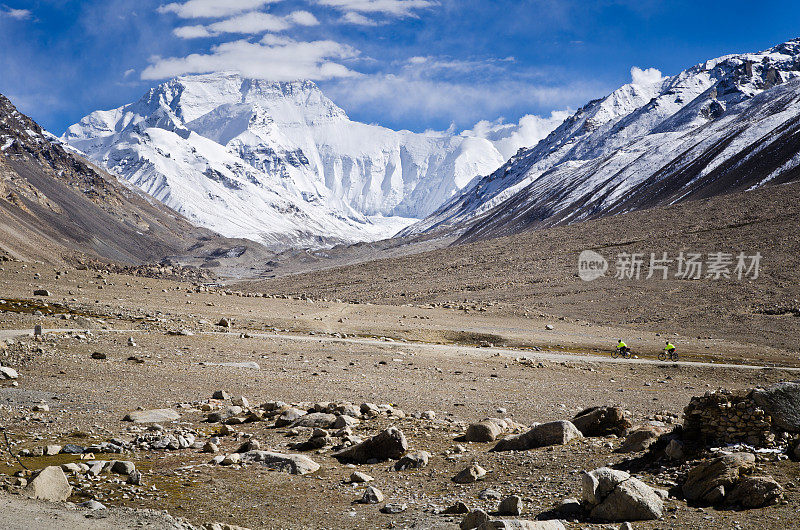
[404,38,800,240]
[63,72,546,249]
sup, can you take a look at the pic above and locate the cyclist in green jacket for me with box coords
[617,340,629,354]
[664,341,676,354]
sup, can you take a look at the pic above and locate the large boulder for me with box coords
[682,453,756,504]
[274,407,307,427]
[725,475,783,508]
[290,412,337,428]
[242,451,319,475]
[581,467,663,521]
[123,409,180,423]
[616,423,670,453]
[492,421,581,451]
[752,381,800,432]
[332,426,407,463]
[23,466,73,502]
[466,421,504,442]
[395,450,430,470]
[572,406,631,437]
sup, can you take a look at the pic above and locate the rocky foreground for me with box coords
[0,261,799,528]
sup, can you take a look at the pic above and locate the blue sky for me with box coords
[1,0,799,135]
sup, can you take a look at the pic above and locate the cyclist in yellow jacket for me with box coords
[664,341,676,354]
[617,340,629,354]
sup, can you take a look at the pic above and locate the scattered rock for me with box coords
[725,475,783,508]
[0,366,18,380]
[236,439,261,453]
[349,471,373,483]
[478,489,502,500]
[616,423,669,453]
[359,486,384,504]
[381,502,408,514]
[452,463,487,484]
[683,453,756,504]
[333,427,408,464]
[460,509,491,530]
[23,466,72,502]
[127,469,143,485]
[478,521,565,530]
[44,445,62,456]
[497,495,523,516]
[333,415,360,429]
[664,439,685,461]
[395,450,430,470]
[572,406,631,437]
[91,352,107,360]
[111,460,136,475]
[443,501,470,514]
[582,467,663,521]
[123,409,180,423]
[291,412,337,428]
[492,421,582,451]
[212,390,230,400]
[555,497,583,518]
[275,407,307,427]
[221,453,242,466]
[79,500,107,510]
[33,289,50,296]
[231,396,249,408]
[242,451,320,475]
[466,421,503,442]
[61,444,85,454]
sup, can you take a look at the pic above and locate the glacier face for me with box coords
[63,73,542,249]
[404,39,800,241]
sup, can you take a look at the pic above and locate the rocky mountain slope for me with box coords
[0,93,268,270]
[403,39,800,242]
[63,74,537,250]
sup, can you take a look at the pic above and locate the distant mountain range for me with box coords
[10,38,800,263]
[63,74,550,250]
[403,39,800,242]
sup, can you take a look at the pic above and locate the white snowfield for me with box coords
[63,74,552,250]
[403,39,800,239]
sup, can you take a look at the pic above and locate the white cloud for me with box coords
[1,7,32,20]
[461,111,570,159]
[208,12,291,34]
[123,68,136,78]
[157,0,281,19]
[173,10,319,39]
[630,66,665,88]
[340,11,381,25]
[326,73,596,133]
[142,38,360,81]
[286,10,320,26]
[173,24,215,38]
[316,0,436,17]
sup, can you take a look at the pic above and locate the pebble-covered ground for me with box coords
[1,261,799,529]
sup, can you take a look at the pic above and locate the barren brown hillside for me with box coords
[243,181,800,353]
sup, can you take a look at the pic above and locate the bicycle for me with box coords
[612,347,632,359]
[658,350,679,362]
